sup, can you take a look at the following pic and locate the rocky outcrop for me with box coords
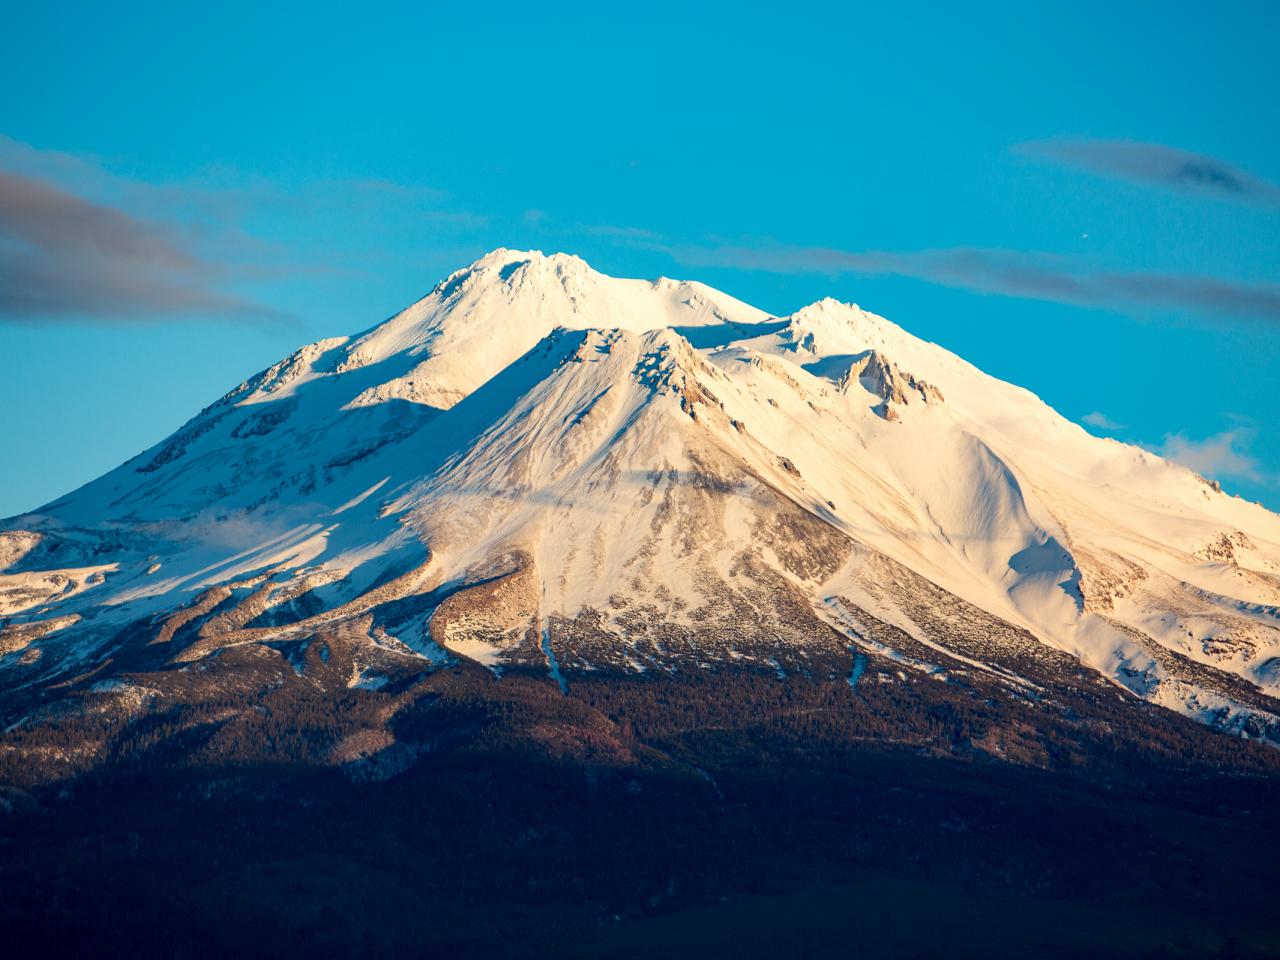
[1195,530,1255,565]
[837,350,944,420]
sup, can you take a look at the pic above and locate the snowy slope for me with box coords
[3,249,1279,740]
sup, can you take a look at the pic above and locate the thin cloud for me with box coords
[1157,428,1262,484]
[651,242,1280,324]
[0,135,488,323]
[1017,137,1280,207]
[0,170,284,323]
[583,224,660,240]
[343,177,447,202]
[0,136,456,224]
[1082,411,1123,430]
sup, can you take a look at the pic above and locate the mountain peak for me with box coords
[436,247,598,293]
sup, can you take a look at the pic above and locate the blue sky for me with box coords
[2,0,1278,516]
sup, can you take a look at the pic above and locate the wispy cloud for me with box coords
[0,170,284,323]
[0,134,491,324]
[1157,427,1262,484]
[1017,137,1280,208]
[649,242,1280,324]
[1082,411,1124,430]
[583,223,660,240]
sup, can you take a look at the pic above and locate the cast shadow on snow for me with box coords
[1009,537,1085,613]
[669,319,789,350]
[800,351,874,383]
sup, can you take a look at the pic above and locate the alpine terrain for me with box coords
[4,249,1280,958]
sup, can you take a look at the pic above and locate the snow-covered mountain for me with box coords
[4,248,1280,743]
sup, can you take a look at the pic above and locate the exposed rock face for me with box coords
[1075,547,1149,613]
[830,350,944,420]
[1195,530,1255,565]
[428,550,541,668]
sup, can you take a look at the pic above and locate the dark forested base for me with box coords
[3,666,1280,958]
